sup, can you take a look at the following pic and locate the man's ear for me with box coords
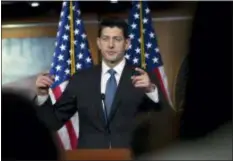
[125,38,131,50]
[97,37,101,50]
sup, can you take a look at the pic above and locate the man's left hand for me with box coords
[131,67,156,93]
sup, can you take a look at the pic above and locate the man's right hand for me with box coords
[36,73,54,95]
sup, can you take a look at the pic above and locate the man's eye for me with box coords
[115,37,122,41]
[102,37,108,41]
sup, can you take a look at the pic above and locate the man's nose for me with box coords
[108,39,114,48]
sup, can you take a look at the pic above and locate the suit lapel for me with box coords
[92,63,134,127]
[92,65,107,129]
[108,65,133,122]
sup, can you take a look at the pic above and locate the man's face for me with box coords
[97,27,130,64]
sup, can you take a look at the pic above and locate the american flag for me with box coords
[126,1,173,107]
[49,1,93,150]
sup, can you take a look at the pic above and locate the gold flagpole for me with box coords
[139,1,146,69]
[70,1,76,75]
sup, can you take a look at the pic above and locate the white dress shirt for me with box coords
[37,58,159,105]
[101,58,159,103]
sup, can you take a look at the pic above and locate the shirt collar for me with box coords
[102,58,126,75]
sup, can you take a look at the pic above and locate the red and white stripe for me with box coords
[154,66,173,108]
[49,81,79,150]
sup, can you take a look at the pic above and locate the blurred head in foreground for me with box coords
[2,90,63,160]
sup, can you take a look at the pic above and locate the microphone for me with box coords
[101,94,107,122]
[101,94,110,134]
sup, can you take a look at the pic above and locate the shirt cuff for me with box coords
[37,95,49,106]
[145,85,159,103]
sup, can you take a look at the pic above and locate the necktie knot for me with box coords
[108,69,116,76]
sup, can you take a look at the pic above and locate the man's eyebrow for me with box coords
[101,35,123,38]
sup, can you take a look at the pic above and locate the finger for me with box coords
[39,79,53,86]
[50,75,55,80]
[134,82,147,88]
[131,75,144,84]
[134,80,146,86]
[37,82,48,88]
[40,72,55,81]
[135,67,146,75]
[40,76,54,84]
[134,80,145,85]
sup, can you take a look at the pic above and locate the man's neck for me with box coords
[103,58,124,68]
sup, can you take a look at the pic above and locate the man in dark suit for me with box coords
[35,18,161,149]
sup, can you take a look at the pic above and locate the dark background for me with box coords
[180,2,232,138]
[2,1,180,21]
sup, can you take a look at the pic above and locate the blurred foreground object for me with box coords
[2,90,62,160]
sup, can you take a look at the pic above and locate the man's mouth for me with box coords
[107,51,116,55]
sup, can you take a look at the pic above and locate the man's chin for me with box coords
[109,60,116,64]
[106,58,117,63]
[104,57,123,65]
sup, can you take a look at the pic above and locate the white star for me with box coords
[67,59,71,65]
[145,53,149,59]
[58,21,62,27]
[78,53,83,59]
[57,31,60,37]
[56,65,61,71]
[86,57,92,63]
[74,29,79,35]
[62,34,69,41]
[65,69,70,75]
[131,23,137,29]
[129,33,135,39]
[53,52,56,56]
[65,24,70,30]
[135,47,140,54]
[133,57,139,64]
[77,10,81,15]
[145,8,150,14]
[72,5,75,11]
[58,54,64,61]
[155,48,159,53]
[60,11,64,17]
[76,63,82,70]
[153,57,159,63]
[125,54,130,60]
[55,42,58,47]
[55,75,60,81]
[128,44,132,49]
[136,4,140,9]
[146,42,152,49]
[134,13,139,19]
[67,15,71,20]
[143,18,148,24]
[80,43,85,49]
[81,33,87,39]
[60,44,66,51]
[51,62,54,67]
[76,19,81,25]
[73,40,77,45]
[62,2,67,7]
[143,29,146,33]
[138,38,141,43]
[149,32,155,38]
